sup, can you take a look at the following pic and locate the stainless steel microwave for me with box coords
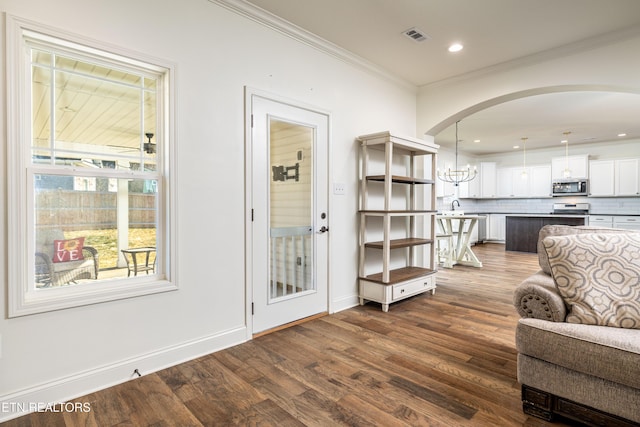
[552,179,588,196]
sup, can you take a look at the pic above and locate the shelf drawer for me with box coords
[392,275,435,300]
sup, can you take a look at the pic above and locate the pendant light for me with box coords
[562,131,571,178]
[437,120,477,186]
[521,137,528,179]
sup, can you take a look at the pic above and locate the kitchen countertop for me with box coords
[589,213,640,216]
[504,213,588,218]
[444,211,640,217]
[438,211,640,219]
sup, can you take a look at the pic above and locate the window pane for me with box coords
[30,49,159,163]
[32,64,51,155]
[55,55,143,86]
[54,69,141,156]
[34,174,157,287]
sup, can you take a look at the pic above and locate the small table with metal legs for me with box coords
[121,247,156,276]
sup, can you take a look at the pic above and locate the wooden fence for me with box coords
[35,190,156,231]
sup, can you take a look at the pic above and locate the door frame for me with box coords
[244,87,332,338]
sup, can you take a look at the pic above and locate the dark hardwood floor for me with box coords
[4,244,577,426]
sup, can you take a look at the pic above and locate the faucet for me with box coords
[451,199,460,211]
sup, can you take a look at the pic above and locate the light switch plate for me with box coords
[333,183,345,195]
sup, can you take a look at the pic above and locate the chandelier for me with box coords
[437,120,477,186]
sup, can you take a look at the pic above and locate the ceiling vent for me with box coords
[402,27,429,43]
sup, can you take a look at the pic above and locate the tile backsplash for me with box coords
[437,196,640,215]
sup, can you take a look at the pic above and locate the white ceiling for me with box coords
[244,0,640,155]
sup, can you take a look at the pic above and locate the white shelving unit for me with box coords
[357,132,438,312]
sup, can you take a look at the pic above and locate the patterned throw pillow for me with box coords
[542,233,640,329]
[53,237,85,263]
[537,225,639,275]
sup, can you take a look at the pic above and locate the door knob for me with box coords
[318,226,329,233]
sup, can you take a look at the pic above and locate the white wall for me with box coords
[0,0,417,419]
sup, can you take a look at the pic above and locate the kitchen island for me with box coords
[505,214,587,253]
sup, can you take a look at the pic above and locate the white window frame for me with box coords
[7,16,178,317]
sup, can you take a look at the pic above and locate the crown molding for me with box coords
[208,0,416,91]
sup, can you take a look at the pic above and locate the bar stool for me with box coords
[436,218,454,268]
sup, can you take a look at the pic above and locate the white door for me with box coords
[248,92,329,334]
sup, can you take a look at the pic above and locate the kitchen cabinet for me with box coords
[511,168,530,196]
[588,160,615,196]
[496,167,513,197]
[529,165,552,197]
[588,215,614,227]
[589,158,640,197]
[588,215,640,230]
[614,216,640,230]
[458,166,480,198]
[479,162,497,198]
[487,214,506,241]
[506,215,586,252]
[552,154,589,179]
[615,158,640,196]
[436,159,456,198]
[496,164,551,198]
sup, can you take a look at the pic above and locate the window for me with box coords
[7,17,177,316]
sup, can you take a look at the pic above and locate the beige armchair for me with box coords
[35,229,99,287]
[513,225,640,426]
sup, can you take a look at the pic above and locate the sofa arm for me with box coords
[513,271,566,322]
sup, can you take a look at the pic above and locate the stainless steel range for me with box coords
[552,203,590,215]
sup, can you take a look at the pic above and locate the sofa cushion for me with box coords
[537,225,637,275]
[542,232,640,329]
[516,318,640,390]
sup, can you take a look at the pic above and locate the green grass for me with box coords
[66,228,156,269]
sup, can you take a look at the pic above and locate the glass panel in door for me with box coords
[269,119,314,302]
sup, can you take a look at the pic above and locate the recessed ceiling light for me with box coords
[560,139,568,144]
[513,145,520,149]
[448,43,463,52]
[473,139,480,143]
[618,133,627,137]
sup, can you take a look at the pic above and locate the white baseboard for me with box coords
[331,294,360,313]
[0,326,248,422]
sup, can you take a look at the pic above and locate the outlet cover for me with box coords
[333,183,346,195]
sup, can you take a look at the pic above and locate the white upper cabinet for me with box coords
[436,159,458,198]
[551,154,589,179]
[511,168,530,196]
[479,162,497,198]
[615,158,640,196]
[457,165,480,198]
[589,158,640,197]
[529,165,552,197]
[589,160,615,196]
[496,167,514,197]
[496,164,550,198]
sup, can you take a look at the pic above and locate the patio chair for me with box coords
[35,229,99,287]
